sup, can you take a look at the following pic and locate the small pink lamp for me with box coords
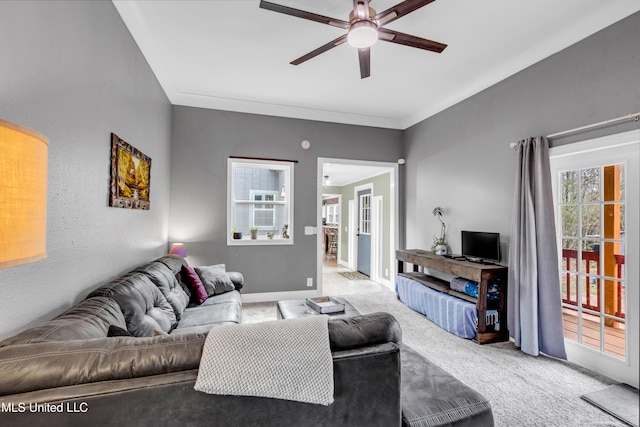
[168,243,187,258]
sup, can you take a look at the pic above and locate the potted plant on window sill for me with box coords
[232,225,242,240]
[431,207,448,255]
[250,227,259,240]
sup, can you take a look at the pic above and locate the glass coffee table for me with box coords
[276,297,360,320]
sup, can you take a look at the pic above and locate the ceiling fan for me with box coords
[259,0,447,79]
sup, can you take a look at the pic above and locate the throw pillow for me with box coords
[107,325,131,337]
[194,264,235,296]
[182,264,208,305]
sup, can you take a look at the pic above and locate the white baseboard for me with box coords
[377,277,393,290]
[338,259,349,268]
[241,289,320,303]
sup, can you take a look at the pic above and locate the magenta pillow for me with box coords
[181,265,208,305]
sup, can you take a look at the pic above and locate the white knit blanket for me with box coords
[194,316,334,405]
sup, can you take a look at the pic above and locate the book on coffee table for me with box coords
[306,296,345,314]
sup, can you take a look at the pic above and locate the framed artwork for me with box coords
[109,133,151,210]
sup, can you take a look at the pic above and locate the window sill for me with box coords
[227,237,294,246]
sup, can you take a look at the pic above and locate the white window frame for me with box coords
[359,193,371,235]
[227,158,294,246]
[326,204,339,225]
[249,190,279,230]
[550,129,639,387]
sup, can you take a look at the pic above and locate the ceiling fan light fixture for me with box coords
[347,21,378,48]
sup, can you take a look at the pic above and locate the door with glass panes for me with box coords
[550,131,638,387]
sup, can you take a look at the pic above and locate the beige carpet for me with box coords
[341,291,628,427]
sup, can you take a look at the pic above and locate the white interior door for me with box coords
[550,130,639,387]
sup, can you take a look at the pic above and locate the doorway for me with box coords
[550,130,639,387]
[356,186,372,276]
[317,158,399,295]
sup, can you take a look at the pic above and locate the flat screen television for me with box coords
[461,231,500,262]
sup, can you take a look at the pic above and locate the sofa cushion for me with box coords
[175,302,242,330]
[0,297,126,347]
[0,334,207,396]
[194,264,235,296]
[177,271,192,300]
[227,271,244,292]
[88,272,177,337]
[327,312,402,351]
[400,344,494,426]
[182,265,208,305]
[174,297,242,331]
[154,254,187,274]
[135,261,190,320]
[155,254,193,298]
[197,289,241,307]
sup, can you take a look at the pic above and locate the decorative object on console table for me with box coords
[396,249,509,344]
[169,243,187,258]
[431,207,448,255]
[109,133,151,210]
[0,119,49,269]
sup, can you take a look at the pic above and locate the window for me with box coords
[227,158,293,245]
[558,163,626,359]
[359,194,371,235]
[326,204,339,225]
[250,191,278,229]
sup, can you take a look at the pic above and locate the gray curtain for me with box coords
[508,136,567,359]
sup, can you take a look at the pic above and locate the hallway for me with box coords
[321,254,391,296]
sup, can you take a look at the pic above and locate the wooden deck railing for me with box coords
[562,249,625,318]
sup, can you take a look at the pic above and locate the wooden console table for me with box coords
[396,249,509,344]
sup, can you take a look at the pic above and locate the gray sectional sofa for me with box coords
[0,254,494,426]
[0,255,405,426]
[0,255,243,347]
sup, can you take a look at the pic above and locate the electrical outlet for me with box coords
[306,278,313,287]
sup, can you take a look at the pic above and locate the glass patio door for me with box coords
[558,163,626,358]
[550,130,639,387]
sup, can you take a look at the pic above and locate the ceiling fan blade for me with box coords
[358,47,371,79]
[374,0,436,26]
[290,34,348,66]
[378,28,447,53]
[260,1,349,29]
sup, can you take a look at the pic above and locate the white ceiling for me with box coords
[323,162,394,187]
[113,0,640,130]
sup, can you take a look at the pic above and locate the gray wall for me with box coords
[403,12,640,261]
[0,1,172,340]
[1,2,636,339]
[169,106,402,294]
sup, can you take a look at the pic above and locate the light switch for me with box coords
[304,226,317,235]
